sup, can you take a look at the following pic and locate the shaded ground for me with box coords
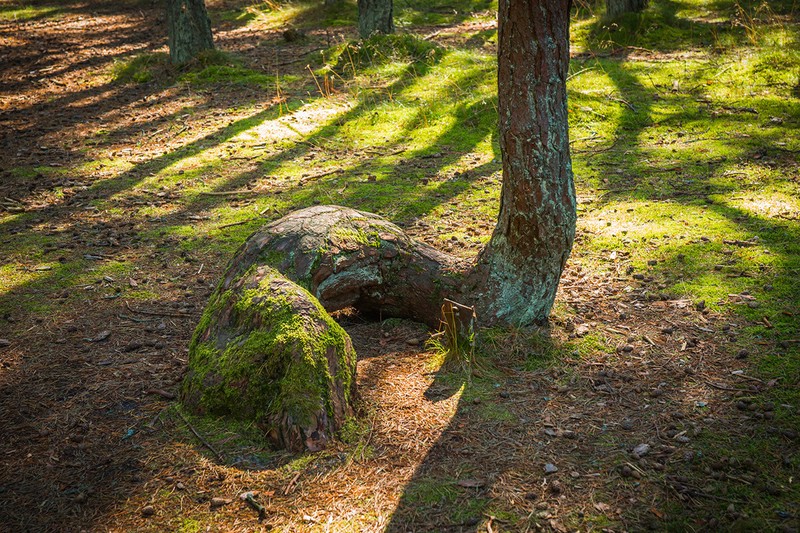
[1,0,798,531]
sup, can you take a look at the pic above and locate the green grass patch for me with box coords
[179,64,278,87]
[323,34,444,77]
[111,53,168,84]
[402,476,460,505]
[0,3,61,21]
[169,405,278,468]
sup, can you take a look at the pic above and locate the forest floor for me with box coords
[0,0,798,531]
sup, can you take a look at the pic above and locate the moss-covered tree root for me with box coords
[182,264,356,452]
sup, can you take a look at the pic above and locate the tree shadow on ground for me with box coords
[381,352,545,532]
[378,286,798,530]
[589,56,800,333]
[552,50,800,528]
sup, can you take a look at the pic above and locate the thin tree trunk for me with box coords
[606,0,648,18]
[470,0,576,325]
[167,0,214,65]
[357,0,394,38]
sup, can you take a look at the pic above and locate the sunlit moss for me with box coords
[0,3,61,21]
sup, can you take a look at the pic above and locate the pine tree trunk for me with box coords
[167,0,214,65]
[470,0,576,325]
[357,0,394,38]
[606,0,648,18]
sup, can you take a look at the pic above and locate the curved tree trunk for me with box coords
[470,0,576,325]
[182,206,460,452]
[606,0,648,18]
[183,0,576,452]
[223,206,465,328]
[167,0,214,65]
[357,0,394,38]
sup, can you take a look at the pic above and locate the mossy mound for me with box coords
[181,264,356,452]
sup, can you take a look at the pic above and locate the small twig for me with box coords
[242,493,268,521]
[145,406,170,429]
[146,389,176,400]
[284,470,303,495]
[117,313,156,323]
[198,190,261,196]
[423,29,443,41]
[299,167,342,184]
[624,45,658,55]
[579,136,621,156]
[570,134,600,145]
[726,474,753,485]
[147,127,165,139]
[218,219,256,229]
[125,301,196,318]
[567,66,595,81]
[730,372,765,384]
[704,380,749,393]
[675,485,747,504]
[609,95,636,112]
[177,410,225,463]
[625,461,648,477]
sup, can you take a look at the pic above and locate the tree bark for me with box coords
[223,205,465,328]
[357,0,394,38]
[606,0,648,18]
[470,0,576,325]
[167,0,214,65]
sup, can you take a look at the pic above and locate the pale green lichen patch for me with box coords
[181,265,355,445]
[330,225,381,249]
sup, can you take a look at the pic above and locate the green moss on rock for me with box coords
[181,265,356,452]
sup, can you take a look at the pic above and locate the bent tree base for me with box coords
[182,206,462,452]
[182,202,570,452]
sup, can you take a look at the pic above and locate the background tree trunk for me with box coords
[606,0,648,18]
[470,0,576,325]
[357,0,394,38]
[167,0,214,65]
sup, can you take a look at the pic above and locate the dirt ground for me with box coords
[1,0,798,531]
